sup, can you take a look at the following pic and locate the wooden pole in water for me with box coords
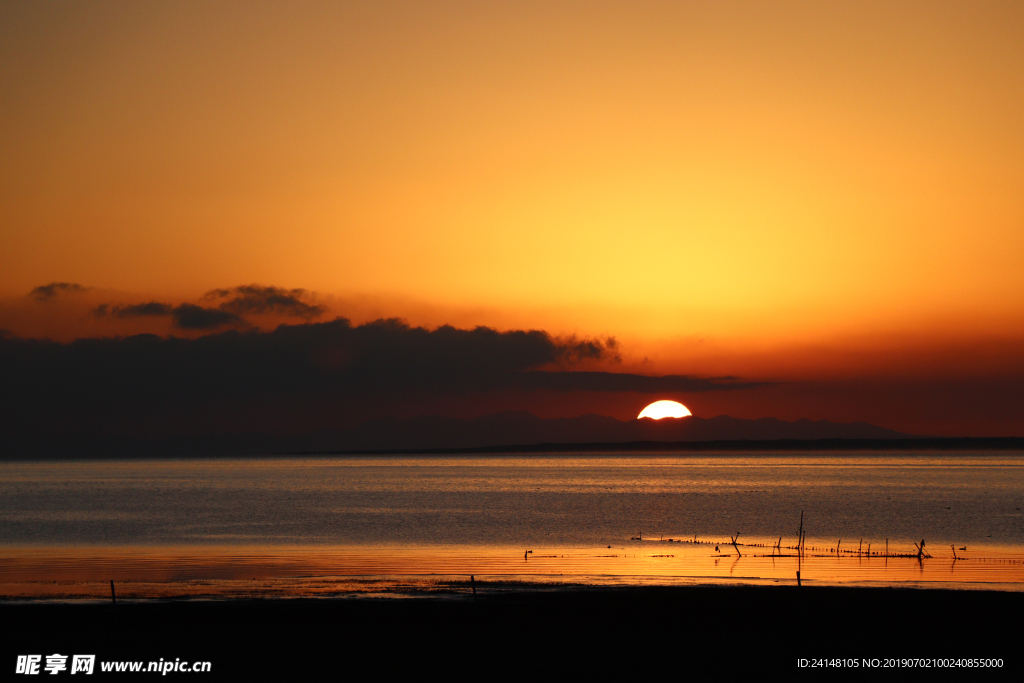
[797,511,803,552]
[110,580,116,605]
[797,534,803,586]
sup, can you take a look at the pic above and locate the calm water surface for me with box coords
[2,453,1023,595]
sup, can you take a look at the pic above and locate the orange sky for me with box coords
[2,2,1023,434]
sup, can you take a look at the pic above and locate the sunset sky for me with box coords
[2,1,1023,437]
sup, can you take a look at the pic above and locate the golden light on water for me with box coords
[637,400,691,420]
[3,542,1022,599]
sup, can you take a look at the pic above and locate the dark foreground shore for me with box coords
[4,584,1020,679]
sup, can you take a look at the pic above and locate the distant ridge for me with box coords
[308,436,1024,456]
[303,410,914,452]
[9,410,1021,460]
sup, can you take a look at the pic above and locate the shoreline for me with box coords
[5,573,1024,604]
[4,574,1024,603]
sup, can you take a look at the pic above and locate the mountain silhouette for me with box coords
[13,411,1024,459]
[310,411,913,452]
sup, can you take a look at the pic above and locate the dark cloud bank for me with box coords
[0,318,763,458]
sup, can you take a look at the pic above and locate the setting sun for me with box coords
[637,400,691,420]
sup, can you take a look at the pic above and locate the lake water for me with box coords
[2,453,1023,597]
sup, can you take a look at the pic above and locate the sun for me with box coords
[637,400,691,420]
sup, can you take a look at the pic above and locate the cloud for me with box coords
[91,284,321,330]
[517,371,765,393]
[172,304,246,330]
[0,317,742,401]
[0,318,753,453]
[556,336,621,364]
[94,301,244,330]
[204,285,325,319]
[107,302,174,317]
[30,282,89,301]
